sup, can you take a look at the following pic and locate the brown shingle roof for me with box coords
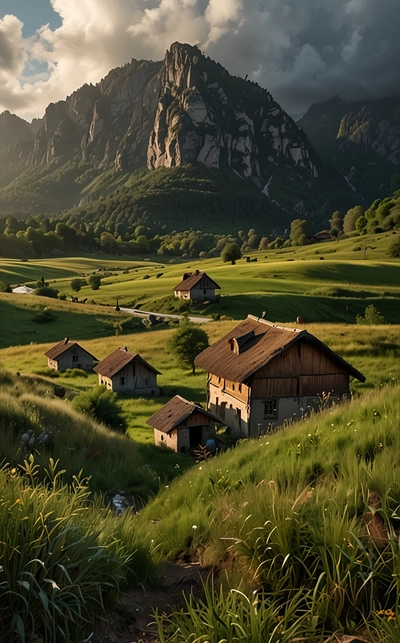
[194,315,365,383]
[146,395,221,433]
[94,349,160,378]
[173,271,221,292]
[44,340,97,361]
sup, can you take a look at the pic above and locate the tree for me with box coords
[221,242,241,264]
[87,274,101,290]
[329,211,343,235]
[343,205,365,233]
[168,320,209,374]
[290,219,308,246]
[71,278,83,292]
[356,305,385,325]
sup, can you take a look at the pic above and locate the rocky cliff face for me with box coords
[298,96,400,200]
[147,43,321,192]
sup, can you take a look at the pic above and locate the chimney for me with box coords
[182,272,191,280]
[124,346,128,352]
[64,337,69,344]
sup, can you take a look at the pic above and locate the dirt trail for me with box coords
[93,561,209,643]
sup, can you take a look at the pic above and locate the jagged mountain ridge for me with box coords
[0,43,355,228]
[297,96,400,201]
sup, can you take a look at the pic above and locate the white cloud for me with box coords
[0,0,399,121]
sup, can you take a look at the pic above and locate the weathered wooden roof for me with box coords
[173,271,221,292]
[194,315,365,383]
[146,395,221,433]
[44,339,97,361]
[94,348,161,378]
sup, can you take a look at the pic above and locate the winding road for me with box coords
[120,307,212,324]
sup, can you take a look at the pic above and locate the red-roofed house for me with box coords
[194,315,365,437]
[146,395,220,453]
[94,348,160,395]
[44,339,97,371]
[173,270,220,300]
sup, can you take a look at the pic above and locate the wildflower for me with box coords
[192,525,197,529]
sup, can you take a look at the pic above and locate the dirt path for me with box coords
[120,307,212,324]
[93,561,210,643]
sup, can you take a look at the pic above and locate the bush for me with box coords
[33,309,56,323]
[70,278,84,292]
[34,287,59,298]
[71,386,127,431]
[0,280,12,292]
[87,274,101,290]
[356,304,385,325]
[389,238,400,258]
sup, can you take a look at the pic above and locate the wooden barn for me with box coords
[173,270,220,301]
[146,395,219,453]
[45,339,97,371]
[94,348,160,395]
[194,315,365,438]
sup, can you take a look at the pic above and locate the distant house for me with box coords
[45,339,97,371]
[173,270,220,300]
[146,395,220,453]
[94,348,160,395]
[194,315,365,438]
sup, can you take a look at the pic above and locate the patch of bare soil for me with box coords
[93,561,210,643]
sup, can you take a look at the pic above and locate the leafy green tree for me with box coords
[71,386,127,431]
[71,278,83,292]
[356,305,385,325]
[221,242,241,264]
[329,211,343,235]
[87,274,101,290]
[168,320,209,374]
[290,219,308,246]
[343,205,365,233]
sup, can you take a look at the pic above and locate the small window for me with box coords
[203,290,206,294]
[72,355,78,363]
[120,376,125,385]
[264,399,278,419]
[238,384,242,393]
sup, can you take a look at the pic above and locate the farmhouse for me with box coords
[194,315,365,438]
[45,339,97,371]
[173,270,220,300]
[146,395,220,453]
[94,348,160,395]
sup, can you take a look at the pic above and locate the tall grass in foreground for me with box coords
[0,458,156,643]
[137,383,400,640]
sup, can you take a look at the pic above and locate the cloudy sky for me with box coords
[1,0,399,122]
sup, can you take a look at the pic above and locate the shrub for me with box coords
[87,274,101,290]
[0,280,12,292]
[71,386,127,431]
[33,309,56,323]
[356,304,385,325]
[389,238,400,258]
[34,287,59,298]
[70,278,84,292]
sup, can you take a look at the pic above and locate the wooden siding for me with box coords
[255,341,346,378]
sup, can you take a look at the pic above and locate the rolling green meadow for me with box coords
[0,231,399,642]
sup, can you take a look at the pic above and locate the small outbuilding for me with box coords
[147,395,220,453]
[45,339,97,371]
[173,270,220,301]
[94,347,160,395]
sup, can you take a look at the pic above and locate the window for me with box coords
[264,399,278,419]
[120,376,125,385]
[72,355,78,363]
[238,384,242,393]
